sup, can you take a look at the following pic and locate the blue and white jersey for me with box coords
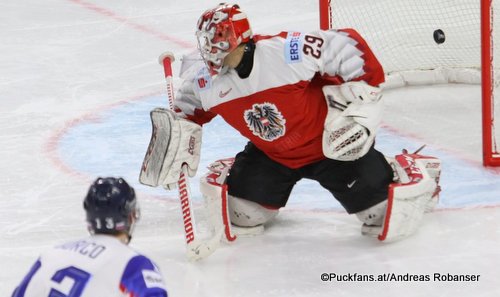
[12,235,168,297]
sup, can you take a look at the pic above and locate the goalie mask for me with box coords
[196,3,252,76]
[84,177,140,242]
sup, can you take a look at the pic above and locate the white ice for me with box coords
[1,1,499,296]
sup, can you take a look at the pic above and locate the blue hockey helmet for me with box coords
[83,177,140,237]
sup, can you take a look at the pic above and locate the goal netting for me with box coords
[319,0,500,165]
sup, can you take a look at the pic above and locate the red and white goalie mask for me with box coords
[196,3,252,76]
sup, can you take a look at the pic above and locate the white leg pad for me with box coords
[362,153,441,242]
[200,158,236,242]
[228,196,279,228]
[375,179,435,241]
[200,158,270,241]
[355,200,387,226]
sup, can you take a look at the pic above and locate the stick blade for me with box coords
[186,230,223,261]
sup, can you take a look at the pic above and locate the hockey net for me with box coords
[319,0,500,166]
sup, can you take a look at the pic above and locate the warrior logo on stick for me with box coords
[244,102,286,141]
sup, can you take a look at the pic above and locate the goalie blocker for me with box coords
[139,108,202,190]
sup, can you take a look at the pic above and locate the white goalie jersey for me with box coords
[175,29,385,168]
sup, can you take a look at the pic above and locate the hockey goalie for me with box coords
[140,2,442,258]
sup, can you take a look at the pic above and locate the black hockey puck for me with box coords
[433,29,445,44]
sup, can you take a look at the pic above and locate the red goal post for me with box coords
[319,0,500,166]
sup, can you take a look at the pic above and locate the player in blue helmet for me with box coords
[84,177,140,242]
[12,177,168,297]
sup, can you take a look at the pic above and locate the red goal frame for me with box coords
[319,0,500,166]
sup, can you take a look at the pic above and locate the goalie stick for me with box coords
[159,52,223,261]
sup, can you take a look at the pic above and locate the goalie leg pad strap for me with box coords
[139,108,202,189]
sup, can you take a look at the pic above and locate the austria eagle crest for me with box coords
[244,102,286,141]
